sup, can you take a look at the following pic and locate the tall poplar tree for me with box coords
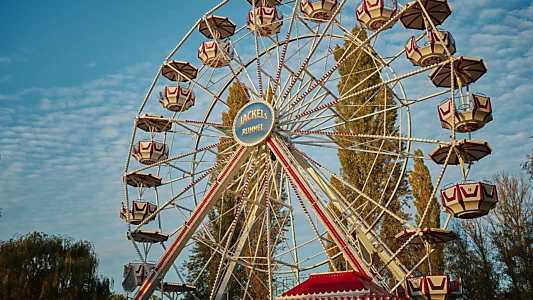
[184,83,248,299]
[327,26,410,281]
[408,149,443,274]
[185,83,287,299]
[327,196,349,272]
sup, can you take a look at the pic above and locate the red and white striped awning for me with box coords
[276,271,406,300]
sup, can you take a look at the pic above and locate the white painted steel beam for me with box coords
[213,163,281,299]
[266,136,375,282]
[134,145,253,300]
[288,147,409,285]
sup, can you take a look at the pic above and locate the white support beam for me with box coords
[213,164,282,299]
[288,147,409,285]
[134,145,253,300]
[266,136,377,283]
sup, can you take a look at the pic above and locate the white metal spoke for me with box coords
[121,1,478,298]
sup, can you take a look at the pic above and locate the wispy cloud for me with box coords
[0,56,12,64]
[0,75,12,83]
[0,61,154,288]
[0,94,18,101]
[0,48,32,65]
[84,60,97,68]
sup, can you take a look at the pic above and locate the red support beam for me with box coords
[134,145,253,300]
[266,136,374,280]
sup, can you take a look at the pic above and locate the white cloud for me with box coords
[0,75,12,83]
[0,48,33,65]
[39,98,54,110]
[84,60,97,68]
[0,56,12,64]
[0,61,155,288]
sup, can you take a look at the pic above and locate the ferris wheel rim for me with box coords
[121,1,478,299]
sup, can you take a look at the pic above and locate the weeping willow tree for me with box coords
[326,26,411,282]
[185,83,286,299]
[0,232,112,300]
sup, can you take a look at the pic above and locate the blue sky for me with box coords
[1,0,532,294]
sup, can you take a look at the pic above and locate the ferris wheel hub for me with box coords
[233,100,276,147]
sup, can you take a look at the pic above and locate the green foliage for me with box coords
[221,83,249,128]
[327,26,410,281]
[0,232,112,300]
[109,293,127,300]
[409,150,439,228]
[326,197,349,272]
[408,149,443,274]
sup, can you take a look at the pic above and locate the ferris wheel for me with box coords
[120,0,496,299]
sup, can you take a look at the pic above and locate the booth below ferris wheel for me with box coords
[118,0,497,299]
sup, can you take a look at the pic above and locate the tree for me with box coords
[523,153,533,178]
[184,82,249,299]
[327,26,410,283]
[326,193,350,272]
[446,172,533,299]
[489,172,533,299]
[446,219,501,300]
[0,232,112,300]
[185,83,287,299]
[522,137,533,178]
[408,149,443,274]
